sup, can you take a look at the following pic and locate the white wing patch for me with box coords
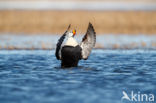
[80,23,96,60]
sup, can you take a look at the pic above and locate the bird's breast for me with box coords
[64,37,78,47]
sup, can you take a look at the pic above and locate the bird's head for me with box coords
[68,29,76,37]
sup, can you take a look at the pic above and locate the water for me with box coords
[0,49,156,103]
[0,34,156,49]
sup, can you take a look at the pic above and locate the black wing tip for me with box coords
[88,22,96,35]
[88,22,96,46]
[67,24,71,30]
[89,22,93,28]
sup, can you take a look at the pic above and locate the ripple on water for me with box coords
[0,49,156,103]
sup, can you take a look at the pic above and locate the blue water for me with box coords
[0,50,156,103]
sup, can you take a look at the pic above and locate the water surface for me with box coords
[0,50,156,103]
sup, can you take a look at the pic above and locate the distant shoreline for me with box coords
[0,10,156,35]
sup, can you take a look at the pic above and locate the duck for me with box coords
[55,22,96,67]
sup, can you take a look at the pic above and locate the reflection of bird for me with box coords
[122,91,131,101]
[55,22,96,67]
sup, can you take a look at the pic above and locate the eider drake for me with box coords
[55,22,96,67]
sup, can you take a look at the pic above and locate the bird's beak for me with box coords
[72,29,76,36]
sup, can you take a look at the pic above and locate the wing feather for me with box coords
[55,24,71,60]
[80,23,96,60]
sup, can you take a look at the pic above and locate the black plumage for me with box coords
[61,45,82,67]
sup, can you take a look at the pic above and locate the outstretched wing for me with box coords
[80,22,96,60]
[55,24,71,60]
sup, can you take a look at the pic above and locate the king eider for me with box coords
[55,22,96,68]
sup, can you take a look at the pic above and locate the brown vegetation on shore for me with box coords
[0,10,156,35]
